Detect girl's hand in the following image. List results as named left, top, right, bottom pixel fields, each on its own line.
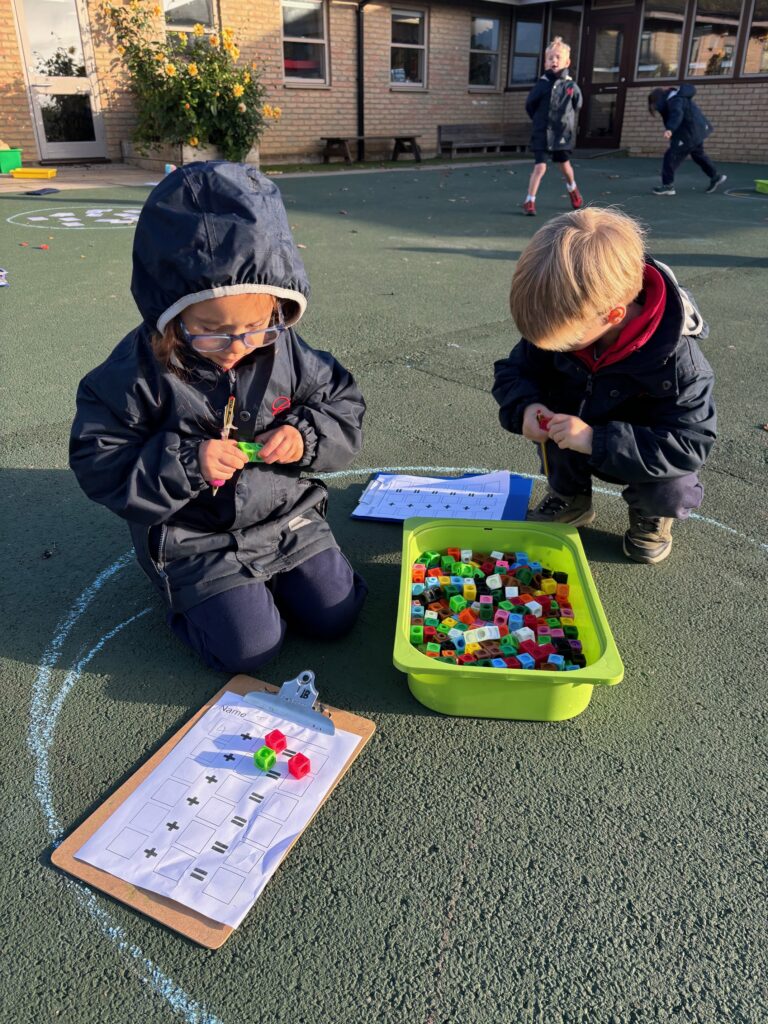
left=199, top=439, right=249, bottom=483
left=547, top=414, right=594, bottom=455
left=522, top=403, right=555, bottom=443
left=256, top=424, right=305, bottom=464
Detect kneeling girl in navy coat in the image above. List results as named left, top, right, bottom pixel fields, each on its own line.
left=71, top=163, right=367, bottom=672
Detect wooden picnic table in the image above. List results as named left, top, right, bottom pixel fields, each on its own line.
left=320, top=134, right=422, bottom=164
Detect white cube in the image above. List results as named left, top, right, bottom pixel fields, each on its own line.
left=486, top=574, right=502, bottom=590
left=526, top=600, right=543, bottom=617
left=513, top=627, right=535, bottom=643
left=505, top=586, right=519, bottom=599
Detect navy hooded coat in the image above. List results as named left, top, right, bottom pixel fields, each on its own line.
left=655, top=84, right=713, bottom=150
left=70, top=163, right=365, bottom=612
left=492, top=260, right=716, bottom=484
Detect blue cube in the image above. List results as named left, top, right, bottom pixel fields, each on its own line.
left=547, top=653, right=565, bottom=669
left=517, top=653, right=535, bottom=669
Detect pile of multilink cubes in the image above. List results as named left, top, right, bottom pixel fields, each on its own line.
left=408, top=548, right=588, bottom=671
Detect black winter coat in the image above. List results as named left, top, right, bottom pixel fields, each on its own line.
left=656, top=84, right=713, bottom=149
left=492, top=261, right=716, bottom=483
left=70, top=164, right=365, bottom=612
left=525, top=69, right=582, bottom=151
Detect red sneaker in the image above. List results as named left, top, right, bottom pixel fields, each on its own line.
left=569, top=186, right=583, bottom=210
left=523, top=198, right=536, bottom=216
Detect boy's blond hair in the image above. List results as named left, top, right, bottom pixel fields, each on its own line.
left=509, top=207, right=646, bottom=347
left=546, top=36, right=571, bottom=59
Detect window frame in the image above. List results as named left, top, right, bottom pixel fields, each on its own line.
left=506, top=4, right=546, bottom=88
left=468, top=12, right=501, bottom=91
left=390, top=7, right=429, bottom=89
left=281, top=0, right=330, bottom=87
left=741, top=0, right=768, bottom=75
left=683, top=0, right=746, bottom=80
left=546, top=3, right=584, bottom=79
left=162, top=0, right=216, bottom=31
left=634, top=0, right=687, bottom=80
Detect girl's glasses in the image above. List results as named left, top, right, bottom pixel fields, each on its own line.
left=179, top=304, right=287, bottom=353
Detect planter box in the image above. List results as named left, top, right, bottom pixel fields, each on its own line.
left=121, top=140, right=259, bottom=171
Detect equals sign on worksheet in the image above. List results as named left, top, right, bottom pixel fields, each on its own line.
left=190, top=868, right=208, bottom=882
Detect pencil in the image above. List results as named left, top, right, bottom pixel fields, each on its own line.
left=211, top=395, right=236, bottom=497
left=539, top=440, right=549, bottom=480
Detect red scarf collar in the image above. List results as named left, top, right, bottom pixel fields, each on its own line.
left=573, top=264, right=666, bottom=372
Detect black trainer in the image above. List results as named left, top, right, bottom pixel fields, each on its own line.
left=623, top=512, right=673, bottom=564
left=527, top=490, right=595, bottom=527
left=652, top=184, right=676, bottom=195
left=705, top=173, right=727, bottom=193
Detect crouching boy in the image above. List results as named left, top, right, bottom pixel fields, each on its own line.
left=493, top=207, right=716, bottom=564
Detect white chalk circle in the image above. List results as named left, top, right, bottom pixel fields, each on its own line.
left=27, top=467, right=767, bottom=1024
left=8, top=206, right=142, bottom=230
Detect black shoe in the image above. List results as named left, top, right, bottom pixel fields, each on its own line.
left=527, top=490, right=595, bottom=527
left=623, top=512, right=673, bottom=564
left=652, top=184, right=676, bottom=196
left=705, top=173, right=727, bottom=193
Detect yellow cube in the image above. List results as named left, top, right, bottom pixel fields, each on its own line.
left=541, top=578, right=557, bottom=594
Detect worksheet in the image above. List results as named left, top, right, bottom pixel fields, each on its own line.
left=76, top=692, right=361, bottom=926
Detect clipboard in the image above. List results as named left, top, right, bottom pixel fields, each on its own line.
left=51, top=673, right=375, bottom=949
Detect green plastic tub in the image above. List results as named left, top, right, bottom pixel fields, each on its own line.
left=0, top=148, right=22, bottom=173
left=755, top=179, right=768, bottom=195
left=393, top=518, right=624, bottom=721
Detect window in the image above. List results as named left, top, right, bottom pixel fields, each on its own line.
left=687, top=0, right=744, bottom=77
left=282, top=0, right=328, bottom=83
left=636, top=0, right=686, bottom=78
left=509, top=10, right=544, bottom=84
left=548, top=4, right=583, bottom=78
left=469, top=16, right=500, bottom=87
left=391, top=9, right=427, bottom=85
left=743, top=0, right=768, bottom=73
left=164, top=0, right=214, bottom=29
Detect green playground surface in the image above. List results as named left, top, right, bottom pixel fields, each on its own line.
left=1, top=156, right=766, bottom=1023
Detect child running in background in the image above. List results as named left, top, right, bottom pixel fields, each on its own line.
left=522, top=36, right=583, bottom=216
left=648, top=85, right=726, bottom=196
left=71, top=163, right=367, bottom=671
left=493, top=207, right=716, bottom=564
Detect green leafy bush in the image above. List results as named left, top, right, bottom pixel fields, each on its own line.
left=99, top=1, right=281, bottom=161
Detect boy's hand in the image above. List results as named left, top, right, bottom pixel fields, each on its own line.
left=663, top=130, right=672, bottom=139
left=199, top=439, right=249, bottom=483
left=548, top=414, right=594, bottom=455
left=522, top=403, right=555, bottom=443
left=256, top=424, right=305, bottom=464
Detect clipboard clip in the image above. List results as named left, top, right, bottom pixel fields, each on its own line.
left=243, top=670, right=335, bottom=735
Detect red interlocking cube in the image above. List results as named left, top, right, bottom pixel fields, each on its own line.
left=288, top=752, right=311, bottom=779
left=265, top=729, right=287, bottom=754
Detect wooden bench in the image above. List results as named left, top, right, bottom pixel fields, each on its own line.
left=438, top=122, right=529, bottom=159
left=320, top=134, right=422, bottom=164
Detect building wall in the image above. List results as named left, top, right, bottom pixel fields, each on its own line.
left=258, top=0, right=526, bottom=162
left=621, top=82, right=768, bottom=163
left=0, top=0, right=36, bottom=155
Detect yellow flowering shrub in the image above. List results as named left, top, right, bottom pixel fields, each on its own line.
left=98, top=0, right=274, bottom=161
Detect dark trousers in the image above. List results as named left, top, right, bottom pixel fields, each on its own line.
left=168, top=547, right=367, bottom=674
left=543, top=441, right=703, bottom=519
left=662, top=143, right=717, bottom=186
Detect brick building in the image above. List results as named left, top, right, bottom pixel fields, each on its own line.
left=2, top=0, right=767, bottom=165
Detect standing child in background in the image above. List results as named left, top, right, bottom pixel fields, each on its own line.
left=493, top=207, right=716, bottom=564
left=522, top=37, right=583, bottom=216
left=71, top=163, right=367, bottom=672
left=648, top=85, right=726, bottom=196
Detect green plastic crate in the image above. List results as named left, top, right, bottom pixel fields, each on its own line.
left=393, top=518, right=624, bottom=721
left=755, top=179, right=768, bottom=195
left=0, top=148, right=22, bottom=173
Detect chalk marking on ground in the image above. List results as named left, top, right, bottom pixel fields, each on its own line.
left=27, top=465, right=766, bottom=1024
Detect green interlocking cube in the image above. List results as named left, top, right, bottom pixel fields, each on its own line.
left=254, top=745, right=277, bottom=771
left=237, top=441, right=264, bottom=462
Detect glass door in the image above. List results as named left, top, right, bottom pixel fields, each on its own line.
left=577, top=10, right=636, bottom=148
left=15, top=0, right=107, bottom=160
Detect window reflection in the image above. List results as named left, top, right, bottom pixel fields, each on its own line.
left=23, top=0, right=86, bottom=76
